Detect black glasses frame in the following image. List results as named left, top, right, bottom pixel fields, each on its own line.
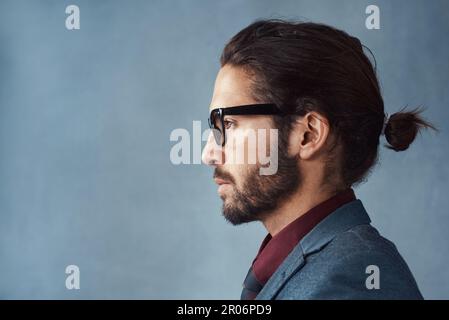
left=208, top=103, right=284, bottom=146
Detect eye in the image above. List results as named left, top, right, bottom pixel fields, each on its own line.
left=223, top=119, right=235, bottom=129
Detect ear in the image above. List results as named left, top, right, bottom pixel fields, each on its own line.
left=288, top=112, right=330, bottom=160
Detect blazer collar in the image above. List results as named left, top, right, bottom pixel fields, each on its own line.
left=255, top=199, right=371, bottom=300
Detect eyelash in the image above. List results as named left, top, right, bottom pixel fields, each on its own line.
left=223, top=119, right=235, bottom=129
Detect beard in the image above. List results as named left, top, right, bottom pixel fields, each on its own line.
left=213, top=140, right=300, bottom=225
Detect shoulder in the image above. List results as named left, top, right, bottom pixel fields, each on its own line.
left=324, top=224, right=417, bottom=282
left=278, top=224, right=423, bottom=300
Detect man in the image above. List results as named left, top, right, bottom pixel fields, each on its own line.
left=202, top=20, right=435, bottom=299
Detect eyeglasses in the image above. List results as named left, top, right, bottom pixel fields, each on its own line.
left=208, top=103, right=284, bottom=146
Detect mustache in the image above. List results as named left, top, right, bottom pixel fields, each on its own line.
left=213, top=167, right=236, bottom=184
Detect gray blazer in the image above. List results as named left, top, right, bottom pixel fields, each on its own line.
left=255, top=199, right=423, bottom=300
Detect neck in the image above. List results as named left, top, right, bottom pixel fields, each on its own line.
left=261, top=184, right=341, bottom=236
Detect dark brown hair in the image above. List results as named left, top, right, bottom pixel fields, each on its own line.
left=220, top=19, right=437, bottom=188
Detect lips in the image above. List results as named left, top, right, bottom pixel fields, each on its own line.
left=214, top=178, right=232, bottom=197
left=214, top=177, right=231, bottom=185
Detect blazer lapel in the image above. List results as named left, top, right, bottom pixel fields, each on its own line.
left=255, top=199, right=371, bottom=300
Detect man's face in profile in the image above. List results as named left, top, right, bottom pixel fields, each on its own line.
left=202, top=65, right=300, bottom=225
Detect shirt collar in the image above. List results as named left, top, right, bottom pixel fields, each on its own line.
left=252, top=188, right=356, bottom=284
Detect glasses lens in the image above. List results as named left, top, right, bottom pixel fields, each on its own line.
left=209, top=110, right=223, bottom=146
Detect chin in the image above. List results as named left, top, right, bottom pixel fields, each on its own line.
left=221, top=203, right=259, bottom=226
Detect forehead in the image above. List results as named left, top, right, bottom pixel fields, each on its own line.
left=209, top=65, right=258, bottom=111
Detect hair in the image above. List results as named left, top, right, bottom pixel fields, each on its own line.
left=220, top=19, right=437, bottom=188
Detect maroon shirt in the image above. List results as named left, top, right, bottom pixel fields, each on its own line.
left=246, top=188, right=356, bottom=296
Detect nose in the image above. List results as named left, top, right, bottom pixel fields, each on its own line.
left=202, top=130, right=224, bottom=166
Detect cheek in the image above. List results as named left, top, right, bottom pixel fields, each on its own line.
left=245, top=131, right=257, bottom=163
left=225, top=128, right=262, bottom=166
left=245, top=127, right=275, bottom=166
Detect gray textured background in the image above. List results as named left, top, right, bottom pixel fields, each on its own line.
left=0, top=0, right=448, bottom=299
